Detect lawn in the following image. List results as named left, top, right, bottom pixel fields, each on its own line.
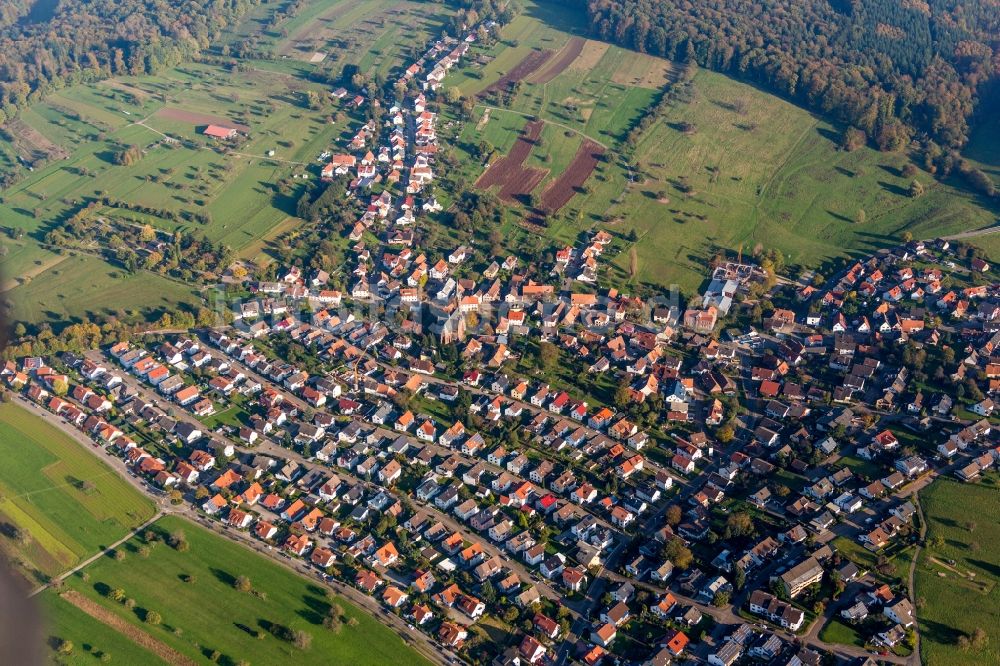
left=819, top=618, right=864, bottom=648
left=836, top=454, right=884, bottom=481
left=915, top=478, right=1000, bottom=665
left=52, top=515, right=432, bottom=666
left=831, top=536, right=878, bottom=571
left=0, top=403, right=156, bottom=583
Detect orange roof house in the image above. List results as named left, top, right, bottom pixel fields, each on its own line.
left=663, top=629, right=689, bottom=655
left=373, top=542, right=399, bottom=567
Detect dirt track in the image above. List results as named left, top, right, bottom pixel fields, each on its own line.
left=60, top=590, right=198, bottom=666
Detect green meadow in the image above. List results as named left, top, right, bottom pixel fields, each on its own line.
left=445, top=0, right=1000, bottom=293
left=915, top=478, right=1000, bottom=665
left=0, top=403, right=155, bottom=583
left=48, top=515, right=432, bottom=666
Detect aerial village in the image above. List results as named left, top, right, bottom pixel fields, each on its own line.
left=7, top=10, right=1000, bottom=666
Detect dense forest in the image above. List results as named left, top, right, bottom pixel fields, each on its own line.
left=0, top=1, right=32, bottom=29
left=0, top=0, right=261, bottom=125
left=583, top=0, right=999, bottom=157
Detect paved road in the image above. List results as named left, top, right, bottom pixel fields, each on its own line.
left=28, top=512, right=165, bottom=599
left=932, top=223, right=1000, bottom=241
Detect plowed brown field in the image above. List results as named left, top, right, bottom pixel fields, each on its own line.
left=529, top=37, right=586, bottom=84
left=540, top=139, right=604, bottom=212
left=475, top=120, right=547, bottom=204
left=479, top=50, right=553, bottom=97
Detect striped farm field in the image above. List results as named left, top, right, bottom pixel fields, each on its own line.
left=0, top=403, right=155, bottom=583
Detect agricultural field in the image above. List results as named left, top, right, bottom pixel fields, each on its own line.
left=445, top=0, right=1000, bottom=293
left=915, top=478, right=1000, bottom=665
left=0, top=0, right=460, bottom=332
left=0, top=60, right=343, bottom=328
left=1, top=0, right=996, bottom=324
left=218, top=0, right=451, bottom=84
left=0, top=403, right=156, bottom=584
left=46, top=515, right=432, bottom=666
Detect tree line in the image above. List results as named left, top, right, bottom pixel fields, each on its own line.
left=581, top=0, right=997, bottom=156
left=0, top=0, right=263, bottom=125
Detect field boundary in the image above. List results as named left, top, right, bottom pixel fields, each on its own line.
left=60, top=590, right=198, bottom=666
left=529, top=36, right=586, bottom=84
left=473, top=104, right=607, bottom=149
left=479, top=49, right=554, bottom=98
left=476, top=119, right=548, bottom=203
left=539, top=138, right=605, bottom=212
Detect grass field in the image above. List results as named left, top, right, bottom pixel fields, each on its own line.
left=38, top=591, right=168, bottom=665
left=916, top=478, right=1000, bottom=665
left=3, top=0, right=998, bottom=326
left=48, top=515, right=431, bottom=666
left=3, top=254, right=201, bottom=326
left=0, top=403, right=156, bottom=583
left=967, top=233, right=1000, bottom=263
left=0, top=60, right=338, bottom=328
left=819, top=618, right=864, bottom=648
left=0, top=0, right=451, bottom=332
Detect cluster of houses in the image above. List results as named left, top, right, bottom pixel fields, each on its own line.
left=397, top=28, right=478, bottom=92
left=317, top=25, right=493, bottom=253
left=9, top=23, right=1000, bottom=656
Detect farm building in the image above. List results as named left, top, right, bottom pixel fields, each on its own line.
left=203, top=125, right=238, bottom=139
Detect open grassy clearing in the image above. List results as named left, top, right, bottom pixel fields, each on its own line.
left=0, top=241, right=65, bottom=291
left=2, top=62, right=332, bottom=242
left=54, top=515, right=432, bottom=666
left=451, top=2, right=657, bottom=144
left=569, top=67, right=994, bottom=293
left=267, top=0, right=451, bottom=84
left=916, top=478, right=1000, bottom=665
left=4, top=253, right=201, bottom=325
left=0, top=60, right=345, bottom=327
left=38, top=591, right=168, bottom=665
left=0, top=403, right=156, bottom=583
left=963, top=115, right=1000, bottom=186
left=966, top=233, right=1000, bottom=263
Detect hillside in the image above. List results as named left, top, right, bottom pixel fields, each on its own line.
left=1, top=0, right=999, bottom=330
left=441, top=0, right=1000, bottom=293
left=582, top=0, right=998, bottom=158
left=0, top=0, right=262, bottom=131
